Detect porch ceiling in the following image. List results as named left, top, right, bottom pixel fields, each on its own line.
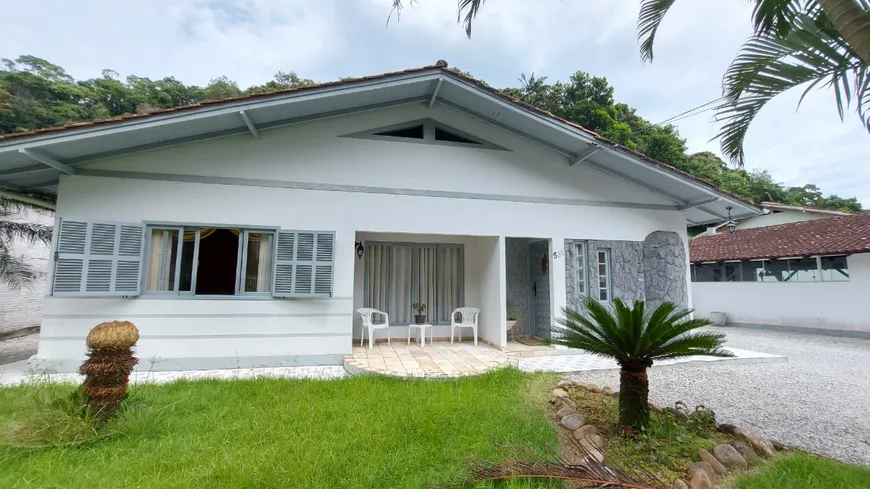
left=0, top=64, right=758, bottom=226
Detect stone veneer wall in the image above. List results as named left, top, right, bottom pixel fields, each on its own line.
left=564, top=233, right=687, bottom=311
left=505, top=238, right=530, bottom=335
left=642, top=231, right=689, bottom=310
left=586, top=240, right=645, bottom=305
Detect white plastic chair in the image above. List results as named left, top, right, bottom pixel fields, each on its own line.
left=450, top=307, right=480, bottom=345
left=357, top=308, right=390, bottom=349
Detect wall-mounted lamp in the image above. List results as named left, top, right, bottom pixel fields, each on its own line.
left=725, top=206, right=737, bottom=233
left=355, top=241, right=365, bottom=260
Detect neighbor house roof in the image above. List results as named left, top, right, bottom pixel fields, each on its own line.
left=712, top=201, right=853, bottom=230
left=0, top=60, right=759, bottom=225
left=691, top=213, right=870, bottom=262
left=759, top=201, right=854, bottom=216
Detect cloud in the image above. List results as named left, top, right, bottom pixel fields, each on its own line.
left=2, top=0, right=339, bottom=86
left=4, top=0, right=869, bottom=204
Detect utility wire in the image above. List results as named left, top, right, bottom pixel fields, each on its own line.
left=654, top=97, right=724, bottom=126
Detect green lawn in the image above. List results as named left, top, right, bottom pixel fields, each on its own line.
left=731, top=453, right=870, bottom=489
left=0, top=369, right=561, bottom=489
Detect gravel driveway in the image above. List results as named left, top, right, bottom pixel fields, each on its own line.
left=567, top=327, right=870, bottom=467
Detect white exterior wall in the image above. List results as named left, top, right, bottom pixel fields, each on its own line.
left=736, top=210, right=835, bottom=230
left=38, top=103, right=689, bottom=371
left=692, top=253, right=870, bottom=334
left=0, top=208, right=52, bottom=336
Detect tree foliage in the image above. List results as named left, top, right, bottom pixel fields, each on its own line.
left=0, top=54, right=862, bottom=212
left=0, top=55, right=314, bottom=134
left=501, top=70, right=863, bottom=211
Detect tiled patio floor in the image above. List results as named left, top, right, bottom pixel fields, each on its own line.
left=345, top=340, right=518, bottom=378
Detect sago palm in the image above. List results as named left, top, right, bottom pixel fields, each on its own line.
left=0, top=196, right=53, bottom=290
left=552, top=297, right=732, bottom=432
left=390, top=0, right=870, bottom=166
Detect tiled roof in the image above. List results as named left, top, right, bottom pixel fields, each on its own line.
left=690, top=213, right=870, bottom=262
left=0, top=60, right=754, bottom=207
left=0, top=62, right=452, bottom=142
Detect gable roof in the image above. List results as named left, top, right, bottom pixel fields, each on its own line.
left=690, top=213, right=870, bottom=262
left=0, top=60, right=758, bottom=225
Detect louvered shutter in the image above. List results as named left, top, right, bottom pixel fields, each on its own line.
left=272, top=230, right=335, bottom=298
left=52, top=220, right=144, bottom=297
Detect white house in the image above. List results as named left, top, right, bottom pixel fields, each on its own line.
left=0, top=62, right=758, bottom=372
left=691, top=213, right=870, bottom=337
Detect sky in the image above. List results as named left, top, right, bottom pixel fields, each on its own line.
left=4, top=0, right=869, bottom=205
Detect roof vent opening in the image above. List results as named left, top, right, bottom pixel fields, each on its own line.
left=434, top=127, right=479, bottom=144
left=373, top=125, right=424, bottom=140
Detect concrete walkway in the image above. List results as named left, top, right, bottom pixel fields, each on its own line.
left=517, top=346, right=783, bottom=373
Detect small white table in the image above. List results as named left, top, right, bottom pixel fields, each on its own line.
left=408, top=323, right=434, bottom=347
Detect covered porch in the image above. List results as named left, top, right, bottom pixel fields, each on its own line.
left=353, top=232, right=512, bottom=348
left=351, top=232, right=561, bottom=348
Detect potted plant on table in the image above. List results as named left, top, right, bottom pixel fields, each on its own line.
left=411, top=303, right=427, bottom=324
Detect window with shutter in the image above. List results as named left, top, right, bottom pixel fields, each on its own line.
left=52, top=220, right=144, bottom=297
left=273, top=231, right=335, bottom=298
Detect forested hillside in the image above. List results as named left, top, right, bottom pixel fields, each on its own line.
left=0, top=55, right=861, bottom=212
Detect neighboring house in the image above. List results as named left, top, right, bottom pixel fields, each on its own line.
left=0, top=62, right=758, bottom=372
left=690, top=213, right=870, bottom=336
left=0, top=207, right=53, bottom=338
left=713, top=201, right=852, bottom=232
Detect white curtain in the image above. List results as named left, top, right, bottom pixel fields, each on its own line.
left=364, top=244, right=392, bottom=322
left=245, top=233, right=273, bottom=292
left=389, top=246, right=413, bottom=323
left=147, top=229, right=176, bottom=291
left=438, top=246, right=462, bottom=322
left=417, top=247, right=438, bottom=322
left=363, top=243, right=463, bottom=324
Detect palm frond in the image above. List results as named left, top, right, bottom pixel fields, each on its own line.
left=716, top=10, right=866, bottom=165
left=386, top=0, right=418, bottom=27
left=752, top=0, right=814, bottom=37
left=0, top=192, right=56, bottom=213
left=554, top=303, right=626, bottom=362
left=637, top=0, right=678, bottom=63
left=648, top=332, right=735, bottom=361
left=553, top=298, right=726, bottom=366
left=0, top=241, right=41, bottom=290
left=643, top=309, right=704, bottom=350
left=458, top=0, right=486, bottom=37
left=0, top=219, right=52, bottom=246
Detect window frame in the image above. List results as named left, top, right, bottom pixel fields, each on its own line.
left=573, top=242, right=588, bottom=298
left=141, top=223, right=279, bottom=299
left=691, top=255, right=850, bottom=283
left=362, top=241, right=465, bottom=325
left=596, top=249, right=611, bottom=302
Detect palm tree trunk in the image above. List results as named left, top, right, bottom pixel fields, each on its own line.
left=618, top=367, right=650, bottom=432
left=819, top=0, right=870, bottom=64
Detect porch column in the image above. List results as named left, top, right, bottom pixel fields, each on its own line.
left=550, top=236, right=568, bottom=325
left=496, top=235, right=507, bottom=347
